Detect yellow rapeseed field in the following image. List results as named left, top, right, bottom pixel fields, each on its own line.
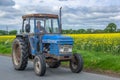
left=66, top=33, right=120, bottom=39
left=0, top=36, right=15, bottom=42
left=66, top=33, right=120, bottom=54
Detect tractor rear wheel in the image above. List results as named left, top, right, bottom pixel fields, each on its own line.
left=70, top=53, right=83, bottom=73
left=47, top=61, right=61, bottom=68
left=34, top=55, right=46, bottom=76
left=12, top=38, right=28, bottom=70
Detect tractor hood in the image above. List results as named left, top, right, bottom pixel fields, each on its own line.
left=42, top=34, right=74, bottom=44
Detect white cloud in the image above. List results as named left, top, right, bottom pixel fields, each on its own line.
left=110, top=15, right=120, bottom=20
left=13, top=4, right=20, bottom=9
left=0, top=11, right=6, bottom=17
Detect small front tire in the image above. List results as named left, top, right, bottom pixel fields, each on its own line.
left=70, top=53, right=83, bottom=73
left=34, top=55, right=46, bottom=76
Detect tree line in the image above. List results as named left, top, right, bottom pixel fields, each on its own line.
left=62, top=23, right=120, bottom=34
left=0, top=30, right=17, bottom=35
left=0, top=23, right=119, bottom=35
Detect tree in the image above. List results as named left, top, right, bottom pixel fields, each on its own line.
left=104, top=23, right=117, bottom=33
left=78, top=29, right=86, bottom=34
left=0, top=30, right=7, bottom=35
left=9, top=30, right=17, bottom=35
left=86, top=28, right=94, bottom=33
left=93, top=29, right=104, bottom=33
left=117, top=29, right=120, bottom=33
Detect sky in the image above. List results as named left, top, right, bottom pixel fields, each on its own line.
left=0, top=0, right=120, bottom=31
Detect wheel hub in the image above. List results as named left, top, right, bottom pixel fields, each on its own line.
left=35, top=60, right=41, bottom=73
left=13, top=44, right=21, bottom=66
left=71, top=56, right=78, bottom=69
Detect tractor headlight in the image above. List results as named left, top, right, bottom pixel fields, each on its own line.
left=59, top=45, right=72, bottom=53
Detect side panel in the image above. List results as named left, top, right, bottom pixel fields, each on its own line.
left=49, top=43, right=59, bottom=56
left=29, top=36, right=39, bottom=55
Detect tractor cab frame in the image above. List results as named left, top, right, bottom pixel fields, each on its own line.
left=21, top=14, right=61, bottom=34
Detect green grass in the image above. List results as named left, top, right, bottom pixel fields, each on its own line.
left=62, top=50, right=120, bottom=73
left=79, top=50, right=120, bottom=72
left=0, top=44, right=12, bottom=55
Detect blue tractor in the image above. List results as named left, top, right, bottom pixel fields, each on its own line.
left=12, top=8, right=83, bottom=76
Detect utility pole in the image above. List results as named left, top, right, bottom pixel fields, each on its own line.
left=6, top=25, right=8, bottom=35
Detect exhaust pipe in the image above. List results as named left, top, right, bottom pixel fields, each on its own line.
left=59, top=7, right=62, bottom=33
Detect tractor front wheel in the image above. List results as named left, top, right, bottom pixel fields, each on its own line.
left=34, top=55, right=46, bottom=76
left=70, top=53, right=83, bottom=73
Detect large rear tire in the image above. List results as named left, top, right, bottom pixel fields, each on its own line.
left=47, top=61, right=61, bottom=68
left=70, top=53, right=83, bottom=73
left=34, top=55, right=46, bottom=76
left=12, top=38, right=28, bottom=70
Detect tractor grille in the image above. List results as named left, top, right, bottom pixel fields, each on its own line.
left=59, top=45, right=72, bottom=54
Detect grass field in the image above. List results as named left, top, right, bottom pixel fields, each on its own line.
left=0, top=34, right=120, bottom=73
left=62, top=50, right=120, bottom=74
left=79, top=50, right=120, bottom=72
left=0, top=36, right=14, bottom=54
